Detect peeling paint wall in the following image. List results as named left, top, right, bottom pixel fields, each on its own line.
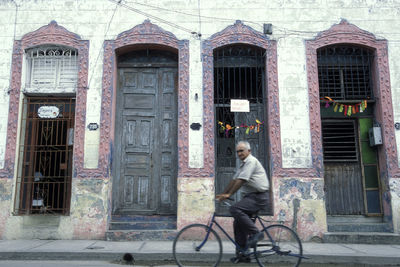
left=70, top=179, right=109, bottom=239
left=177, top=177, right=214, bottom=228
left=2, top=179, right=109, bottom=240
left=390, top=178, right=400, bottom=233
left=0, top=180, right=12, bottom=239
left=273, top=177, right=327, bottom=241
left=0, top=0, right=399, bottom=241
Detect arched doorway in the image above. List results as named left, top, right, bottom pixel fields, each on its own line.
left=213, top=44, right=269, bottom=214
left=112, top=47, right=178, bottom=216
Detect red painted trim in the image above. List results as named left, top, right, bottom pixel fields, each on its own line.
left=96, top=20, right=190, bottom=179
left=305, top=19, right=399, bottom=179
left=1, top=21, right=89, bottom=179
left=201, top=21, right=283, bottom=178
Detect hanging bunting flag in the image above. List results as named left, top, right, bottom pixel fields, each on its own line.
left=333, top=103, right=339, bottom=112
left=322, top=97, right=369, bottom=116
left=218, top=119, right=264, bottom=137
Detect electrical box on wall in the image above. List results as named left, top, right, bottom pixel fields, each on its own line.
left=369, top=126, right=382, bottom=146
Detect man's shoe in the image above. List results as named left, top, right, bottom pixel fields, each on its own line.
left=248, top=231, right=264, bottom=248
left=231, top=249, right=251, bottom=263
left=230, top=256, right=251, bottom=263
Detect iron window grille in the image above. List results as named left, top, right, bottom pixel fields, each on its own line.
left=25, top=46, right=78, bottom=89
left=214, top=44, right=265, bottom=105
left=317, top=45, right=374, bottom=100
left=214, top=44, right=266, bottom=167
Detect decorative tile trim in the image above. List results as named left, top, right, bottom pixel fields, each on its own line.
left=1, top=21, right=89, bottom=179
left=305, top=19, right=399, bottom=179
left=92, top=20, right=189, bottom=179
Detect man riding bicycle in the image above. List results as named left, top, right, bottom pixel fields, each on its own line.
left=216, top=140, right=270, bottom=263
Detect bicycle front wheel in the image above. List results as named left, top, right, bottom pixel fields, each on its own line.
left=173, top=223, right=223, bottom=267
left=254, top=224, right=303, bottom=267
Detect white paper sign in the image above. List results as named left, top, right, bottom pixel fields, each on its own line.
left=38, top=106, right=59, bottom=118
left=230, top=99, right=250, bottom=112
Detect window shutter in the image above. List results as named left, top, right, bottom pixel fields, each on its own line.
left=322, top=120, right=358, bottom=162
left=27, top=46, right=78, bottom=89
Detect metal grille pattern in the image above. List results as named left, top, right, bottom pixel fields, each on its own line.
left=317, top=45, right=374, bottom=100
left=26, top=46, right=78, bottom=88
left=15, top=97, right=75, bottom=215
left=322, top=120, right=358, bottom=162
left=214, top=44, right=265, bottom=104
left=214, top=45, right=266, bottom=168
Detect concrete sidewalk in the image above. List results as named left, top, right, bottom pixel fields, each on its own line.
left=0, top=239, right=399, bottom=266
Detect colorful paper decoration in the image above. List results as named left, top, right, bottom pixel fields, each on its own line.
left=218, top=119, right=264, bottom=137
left=322, top=97, right=368, bottom=116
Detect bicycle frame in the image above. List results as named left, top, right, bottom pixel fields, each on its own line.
left=196, top=212, right=270, bottom=255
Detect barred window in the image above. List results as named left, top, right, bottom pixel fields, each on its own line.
left=317, top=45, right=374, bottom=100
left=26, top=46, right=78, bottom=89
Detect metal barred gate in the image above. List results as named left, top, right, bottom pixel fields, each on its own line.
left=213, top=44, right=270, bottom=215
left=15, top=97, right=75, bottom=215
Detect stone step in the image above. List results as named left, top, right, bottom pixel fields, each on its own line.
left=106, top=229, right=177, bottom=241
left=323, top=232, right=400, bottom=244
left=111, top=215, right=177, bottom=222
left=109, top=215, right=177, bottom=230
left=327, top=222, right=392, bottom=232
left=327, top=215, right=382, bottom=224
left=109, top=221, right=176, bottom=230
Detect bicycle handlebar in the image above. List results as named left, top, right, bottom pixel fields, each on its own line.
left=216, top=196, right=234, bottom=206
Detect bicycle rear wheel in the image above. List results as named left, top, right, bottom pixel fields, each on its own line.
left=254, top=224, right=303, bottom=267
left=173, top=223, right=223, bottom=267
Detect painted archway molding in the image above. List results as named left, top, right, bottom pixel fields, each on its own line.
left=305, top=19, right=398, bottom=179
left=306, top=19, right=397, bottom=226
left=2, top=21, right=89, bottom=179
left=97, top=20, right=189, bottom=178
left=202, top=20, right=292, bottom=178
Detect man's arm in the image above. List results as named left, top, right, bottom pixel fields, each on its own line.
left=216, top=179, right=246, bottom=201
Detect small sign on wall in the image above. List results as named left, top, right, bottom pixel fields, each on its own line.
left=230, top=99, right=250, bottom=112
left=38, top=106, right=59, bottom=118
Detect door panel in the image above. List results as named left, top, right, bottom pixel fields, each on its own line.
left=114, top=67, right=177, bottom=215
left=121, top=117, right=154, bottom=212
left=322, top=119, right=366, bottom=215
left=325, top=163, right=364, bottom=215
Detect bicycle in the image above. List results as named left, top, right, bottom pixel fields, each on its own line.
left=173, top=200, right=305, bottom=266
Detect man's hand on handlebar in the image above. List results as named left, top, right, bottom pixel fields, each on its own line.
left=216, top=193, right=231, bottom=201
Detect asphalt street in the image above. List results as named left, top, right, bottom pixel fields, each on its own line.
left=0, top=261, right=398, bottom=267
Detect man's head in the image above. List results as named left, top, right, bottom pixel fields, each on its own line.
left=236, top=141, right=251, bottom=161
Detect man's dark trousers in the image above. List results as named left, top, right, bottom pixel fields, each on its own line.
left=229, top=192, right=269, bottom=249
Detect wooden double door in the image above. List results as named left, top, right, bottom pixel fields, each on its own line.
left=113, top=67, right=177, bottom=215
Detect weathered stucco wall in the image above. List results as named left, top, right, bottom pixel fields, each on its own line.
left=177, top=177, right=214, bottom=228
left=273, top=177, right=326, bottom=241
left=0, top=0, right=399, bottom=172
left=2, top=179, right=109, bottom=239
left=0, top=0, right=399, bottom=240
left=390, top=178, right=400, bottom=233
left=0, top=179, right=12, bottom=239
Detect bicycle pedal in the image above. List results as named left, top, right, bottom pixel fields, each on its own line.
left=278, top=250, right=291, bottom=255
left=230, top=257, right=240, bottom=264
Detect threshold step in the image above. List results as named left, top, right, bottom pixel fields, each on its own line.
left=327, top=222, right=392, bottom=232
left=109, top=220, right=176, bottom=230
left=323, top=232, right=400, bottom=244
left=106, top=229, right=177, bottom=241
